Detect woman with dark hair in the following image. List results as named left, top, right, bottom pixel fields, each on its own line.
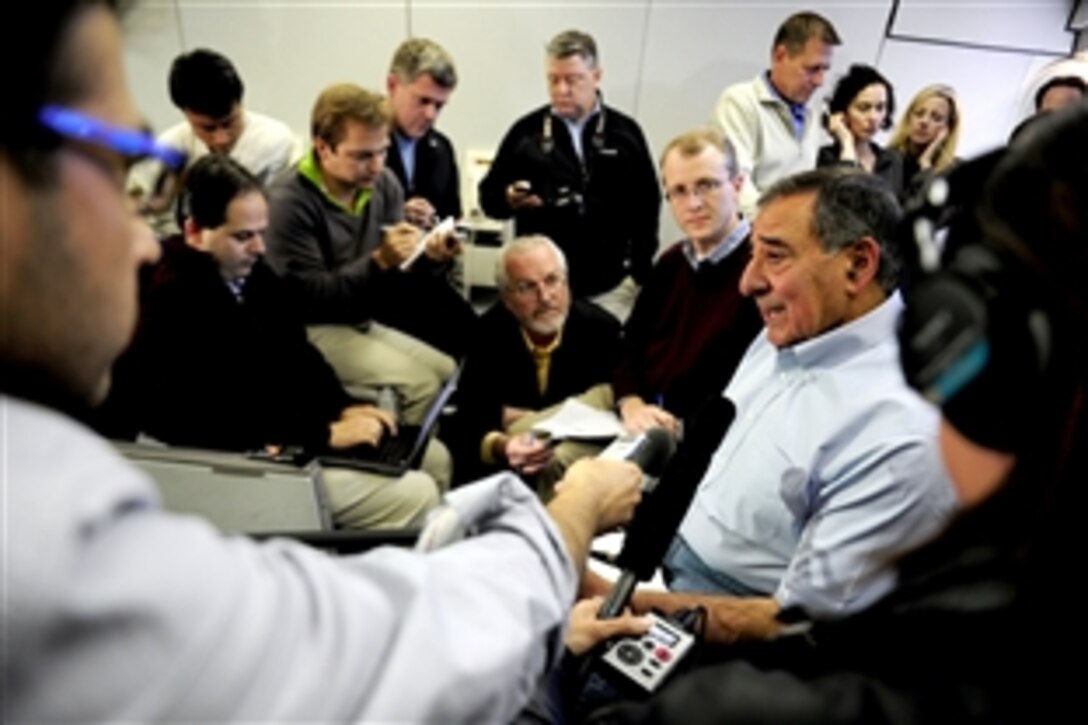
left=585, top=103, right=1088, bottom=724
left=818, top=63, right=906, bottom=198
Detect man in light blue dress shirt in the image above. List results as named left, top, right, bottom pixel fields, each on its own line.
left=590, top=167, right=956, bottom=645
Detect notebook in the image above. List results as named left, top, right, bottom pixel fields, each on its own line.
left=315, top=365, right=461, bottom=476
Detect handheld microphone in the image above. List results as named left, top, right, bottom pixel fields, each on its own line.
left=597, top=397, right=736, bottom=619
left=616, top=427, right=675, bottom=487
left=417, top=428, right=675, bottom=553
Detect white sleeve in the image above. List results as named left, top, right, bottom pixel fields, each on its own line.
left=9, top=446, right=575, bottom=722
left=713, top=85, right=762, bottom=217
left=774, top=435, right=956, bottom=618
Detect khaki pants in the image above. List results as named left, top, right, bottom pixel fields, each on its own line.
left=506, top=384, right=615, bottom=500
left=307, top=322, right=456, bottom=425
left=321, top=438, right=452, bottom=529
left=589, top=276, right=640, bottom=325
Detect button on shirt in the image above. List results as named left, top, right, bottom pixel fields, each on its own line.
left=677, top=293, right=956, bottom=617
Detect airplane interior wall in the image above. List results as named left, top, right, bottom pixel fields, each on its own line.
left=122, top=0, right=1082, bottom=249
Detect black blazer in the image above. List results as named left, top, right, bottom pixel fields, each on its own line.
left=387, top=128, right=463, bottom=221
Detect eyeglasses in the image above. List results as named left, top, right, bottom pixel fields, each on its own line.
left=509, top=272, right=566, bottom=297
left=665, top=178, right=724, bottom=202
left=38, top=105, right=188, bottom=214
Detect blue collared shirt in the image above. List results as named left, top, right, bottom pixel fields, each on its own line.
left=554, top=100, right=602, bottom=161
left=681, top=219, right=750, bottom=270
left=676, top=292, right=957, bottom=617
left=763, top=72, right=808, bottom=139
left=394, top=131, right=418, bottom=188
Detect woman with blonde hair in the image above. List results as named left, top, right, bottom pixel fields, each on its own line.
left=889, top=84, right=962, bottom=185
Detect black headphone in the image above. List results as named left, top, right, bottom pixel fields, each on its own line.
left=896, top=148, right=1057, bottom=452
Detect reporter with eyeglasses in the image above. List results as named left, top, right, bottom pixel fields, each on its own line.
left=613, top=128, right=763, bottom=439
left=1, top=4, right=645, bottom=722
left=447, top=235, right=622, bottom=495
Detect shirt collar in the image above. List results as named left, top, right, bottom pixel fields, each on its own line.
left=521, top=326, right=564, bottom=356
left=762, top=72, right=807, bottom=114
left=299, top=149, right=372, bottom=215
left=551, top=97, right=602, bottom=128
left=682, top=218, right=751, bottom=269
left=776, top=291, right=903, bottom=371
left=394, top=130, right=418, bottom=151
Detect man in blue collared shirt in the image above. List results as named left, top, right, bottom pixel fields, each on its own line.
left=590, top=167, right=956, bottom=645
left=385, top=38, right=463, bottom=228
left=713, top=12, right=842, bottom=219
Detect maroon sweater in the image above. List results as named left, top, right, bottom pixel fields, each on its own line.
left=613, top=238, right=762, bottom=420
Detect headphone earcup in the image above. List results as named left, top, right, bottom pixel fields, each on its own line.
left=899, top=248, right=1052, bottom=452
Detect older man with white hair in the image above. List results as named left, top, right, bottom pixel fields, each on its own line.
left=449, top=235, right=621, bottom=493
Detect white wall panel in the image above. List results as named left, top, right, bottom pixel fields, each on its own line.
left=119, top=0, right=1081, bottom=250
left=891, top=0, right=1074, bottom=55
left=879, top=39, right=1058, bottom=157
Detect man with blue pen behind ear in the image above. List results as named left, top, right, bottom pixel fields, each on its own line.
left=0, top=3, right=644, bottom=720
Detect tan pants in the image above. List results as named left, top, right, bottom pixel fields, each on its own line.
left=321, top=438, right=452, bottom=529
left=307, top=322, right=456, bottom=425
left=506, top=384, right=615, bottom=500
left=589, top=276, right=640, bottom=325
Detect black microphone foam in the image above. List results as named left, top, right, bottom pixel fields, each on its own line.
left=621, top=426, right=675, bottom=479
left=615, top=396, right=736, bottom=580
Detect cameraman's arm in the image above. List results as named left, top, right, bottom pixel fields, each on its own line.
left=546, top=459, right=643, bottom=573
left=631, top=589, right=782, bottom=645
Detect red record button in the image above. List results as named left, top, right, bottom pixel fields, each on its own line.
left=655, top=647, right=672, bottom=662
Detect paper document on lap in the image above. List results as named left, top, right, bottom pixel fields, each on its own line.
left=531, top=398, right=626, bottom=441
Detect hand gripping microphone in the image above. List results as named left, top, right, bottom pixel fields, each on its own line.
left=416, top=428, right=675, bottom=553
left=598, top=397, right=736, bottom=619
left=616, top=427, right=676, bottom=487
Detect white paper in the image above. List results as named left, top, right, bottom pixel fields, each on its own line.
left=530, top=398, right=626, bottom=441
left=399, top=216, right=455, bottom=271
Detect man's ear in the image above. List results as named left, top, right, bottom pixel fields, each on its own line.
left=386, top=73, right=398, bottom=96
left=313, top=136, right=331, bottom=162
left=183, top=218, right=205, bottom=251
left=845, top=237, right=880, bottom=291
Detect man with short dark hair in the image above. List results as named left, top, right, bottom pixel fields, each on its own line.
left=264, top=83, right=473, bottom=422
left=116, top=154, right=448, bottom=528
left=479, top=29, right=660, bottom=322
left=713, top=11, right=842, bottom=217
left=588, top=168, right=955, bottom=644
left=127, top=48, right=298, bottom=232
left=386, top=37, right=462, bottom=227
left=0, top=4, right=643, bottom=719
left=614, top=128, right=762, bottom=436
left=1034, top=74, right=1086, bottom=112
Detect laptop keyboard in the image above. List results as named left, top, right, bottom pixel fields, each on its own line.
left=365, top=425, right=422, bottom=465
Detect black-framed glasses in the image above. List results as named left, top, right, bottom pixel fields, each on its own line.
left=38, top=105, right=188, bottom=214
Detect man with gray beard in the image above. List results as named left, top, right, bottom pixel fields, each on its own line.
left=449, top=235, right=621, bottom=493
